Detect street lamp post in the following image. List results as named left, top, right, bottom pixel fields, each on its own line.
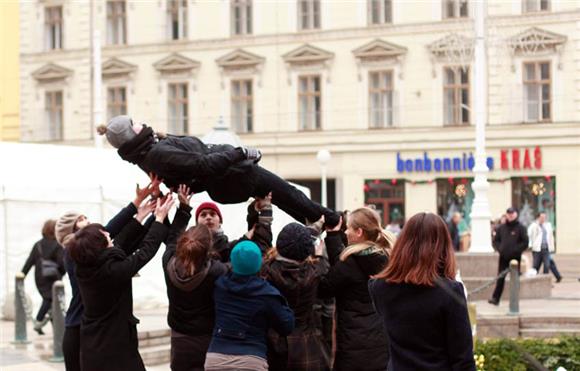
left=469, top=0, right=493, bottom=252
left=316, top=150, right=331, bottom=207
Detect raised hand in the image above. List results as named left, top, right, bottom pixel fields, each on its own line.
left=326, top=216, right=342, bottom=232
left=177, top=184, right=192, bottom=206
left=255, top=192, right=272, bottom=211
left=155, top=194, right=175, bottom=222
left=148, top=172, right=163, bottom=198
left=136, top=198, right=156, bottom=223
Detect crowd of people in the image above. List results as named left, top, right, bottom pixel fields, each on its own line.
left=21, top=180, right=478, bottom=371
left=17, top=115, right=481, bottom=371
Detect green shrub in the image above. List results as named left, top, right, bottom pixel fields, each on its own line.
left=475, top=336, right=580, bottom=371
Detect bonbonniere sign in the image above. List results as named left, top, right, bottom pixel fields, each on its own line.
left=396, top=147, right=542, bottom=173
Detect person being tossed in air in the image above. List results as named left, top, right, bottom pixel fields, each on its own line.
left=97, top=115, right=340, bottom=227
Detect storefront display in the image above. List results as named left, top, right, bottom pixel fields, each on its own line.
left=512, top=176, right=556, bottom=228
left=364, top=179, right=405, bottom=226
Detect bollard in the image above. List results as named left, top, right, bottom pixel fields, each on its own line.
left=49, top=281, right=65, bottom=362
left=12, top=272, right=30, bottom=345
left=508, top=259, right=520, bottom=315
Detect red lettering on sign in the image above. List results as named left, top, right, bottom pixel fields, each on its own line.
left=501, top=150, right=509, bottom=170
left=534, top=146, right=542, bottom=169
left=512, top=149, right=520, bottom=170
left=523, top=149, right=532, bottom=169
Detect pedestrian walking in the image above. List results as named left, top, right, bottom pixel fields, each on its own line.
left=195, top=194, right=273, bottom=262
left=163, top=185, right=229, bottom=371
left=447, top=212, right=462, bottom=252
left=262, top=222, right=330, bottom=371
left=488, top=207, right=529, bottom=305
left=369, top=212, right=476, bottom=371
left=20, top=219, right=65, bottom=335
left=205, top=240, right=295, bottom=371
left=318, top=207, right=393, bottom=371
left=55, top=180, right=161, bottom=371
left=528, top=212, right=561, bottom=282
left=69, top=195, right=174, bottom=371
left=97, top=115, right=340, bottom=227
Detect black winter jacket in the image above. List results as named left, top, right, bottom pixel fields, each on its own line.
left=493, top=219, right=529, bottom=259
left=318, top=232, right=389, bottom=371
left=76, top=221, right=168, bottom=371
left=212, top=222, right=273, bottom=263
left=22, top=238, right=65, bottom=299
left=118, top=127, right=259, bottom=203
left=262, top=256, right=330, bottom=371
left=163, top=204, right=228, bottom=336
left=369, top=279, right=475, bottom=371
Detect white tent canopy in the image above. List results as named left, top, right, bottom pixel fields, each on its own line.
left=0, top=142, right=307, bottom=312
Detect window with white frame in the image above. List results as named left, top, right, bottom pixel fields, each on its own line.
left=298, top=75, right=321, bottom=130
left=107, top=87, right=127, bottom=120
left=107, top=0, right=127, bottom=45
left=443, top=66, right=470, bottom=126
left=231, top=0, right=252, bottom=35
left=298, top=0, right=320, bottom=30
left=369, top=71, right=394, bottom=128
left=523, top=0, right=550, bottom=13
left=45, top=91, right=63, bottom=141
left=168, top=83, right=189, bottom=135
left=369, top=0, right=392, bottom=25
left=231, top=80, right=253, bottom=133
left=523, top=61, right=551, bottom=122
left=45, top=6, right=63, bottom=50
left=442, top=0, right=468, bottom=19
left=168, top=0, right=187, bottom=40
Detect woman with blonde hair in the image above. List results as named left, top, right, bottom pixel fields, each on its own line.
left=369, top=212, right=475, bottom=371
left=319, top=207, right=394, bottom=371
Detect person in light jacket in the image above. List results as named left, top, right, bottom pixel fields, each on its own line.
left=528, top=212, right=562, bottom=282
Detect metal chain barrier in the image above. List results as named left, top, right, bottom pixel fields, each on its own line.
left=467, top=268, right=510, bottom=297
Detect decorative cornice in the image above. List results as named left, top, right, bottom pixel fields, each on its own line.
left=153, top=53, right=200, bottom=73
left=102, top=57, right=137, bottom=78
left=282, top=44, right=334, bottom=66
left=352, top=39, right=407, bottom=62
left=31, top=63, right=73, bottom=82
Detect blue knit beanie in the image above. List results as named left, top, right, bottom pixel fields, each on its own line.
left=230, top=240, right=262, bottom=276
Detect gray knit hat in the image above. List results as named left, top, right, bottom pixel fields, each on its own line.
left=55, top=211, right=81, bottom=247
left=105, top=115, right=137, bottom=149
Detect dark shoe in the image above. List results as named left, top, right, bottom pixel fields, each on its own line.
left=556, top=277, right=562, bottom=283
left=487, top=298, right=499, bottom=306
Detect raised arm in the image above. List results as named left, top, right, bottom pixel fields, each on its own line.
left=21, top=242, right=39, bottom=275
left=108, top=196, right=174, bottom=281
left=166, top=185, right=193, bottom=249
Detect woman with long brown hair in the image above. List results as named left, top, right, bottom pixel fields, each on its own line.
left=162, top=185, right=228, bottom=371
left=369, top=212, right=475, bottom=371
left=318, top=207, right=394, bottom=371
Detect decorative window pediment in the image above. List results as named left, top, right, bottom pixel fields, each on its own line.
left=102, top=58, right=137, bottom=79
left=508, top=27, right=566, bottom=56
left=32, top=63, right=72, bottom=83
left=216, top=49, right=265, bottom=72
left=282, top=44, right=334, bottom=67
left=353, top=39, right=407, bottom=63
left=427, top=33, right=473, bottom=77
left=153, top=53, right=200, bottom=75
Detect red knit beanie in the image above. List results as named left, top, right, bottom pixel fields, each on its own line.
left=195, top=202, right=223, bottom=223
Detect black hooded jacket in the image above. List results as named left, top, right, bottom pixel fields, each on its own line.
left=118, top=127, right=259, bottom=203
left=318, top=232, right=389, bottom=371
left=162, top=204, right=228, bottom=336
left=22, top=238, right=65, bottom=299
left=493, top=219, right=529, bottom=259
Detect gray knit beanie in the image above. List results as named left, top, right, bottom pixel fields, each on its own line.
left=105, top=115, right=137, bottom=149
left=55, top=211, right=81, bottom=247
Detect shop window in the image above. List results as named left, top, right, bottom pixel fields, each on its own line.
left=512, top=176, right=556, bottom=228
left=436, top=178, right=473, bottom=226
left=364, top=179, right=405, bottom=227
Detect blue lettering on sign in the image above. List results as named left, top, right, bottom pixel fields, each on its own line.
left=396, top=152, right=494, bottom=173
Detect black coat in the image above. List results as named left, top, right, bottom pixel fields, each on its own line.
left=369, top=279, right=475, bottom=371
left=118, top=127, right=258, bottom=204
left=318, top=233, right=389, bottom=371
left=493, top=220, right=529, bottom=259
left=76, top=221, right=168, bottom=371
left=262, top=257, right=330, bottom=371
left=163, top=204, right=228, bottom=336
left=22, top=238, right=65, bottom=299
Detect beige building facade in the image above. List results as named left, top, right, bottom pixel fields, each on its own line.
left=19, top=0, right=580, bottom=252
